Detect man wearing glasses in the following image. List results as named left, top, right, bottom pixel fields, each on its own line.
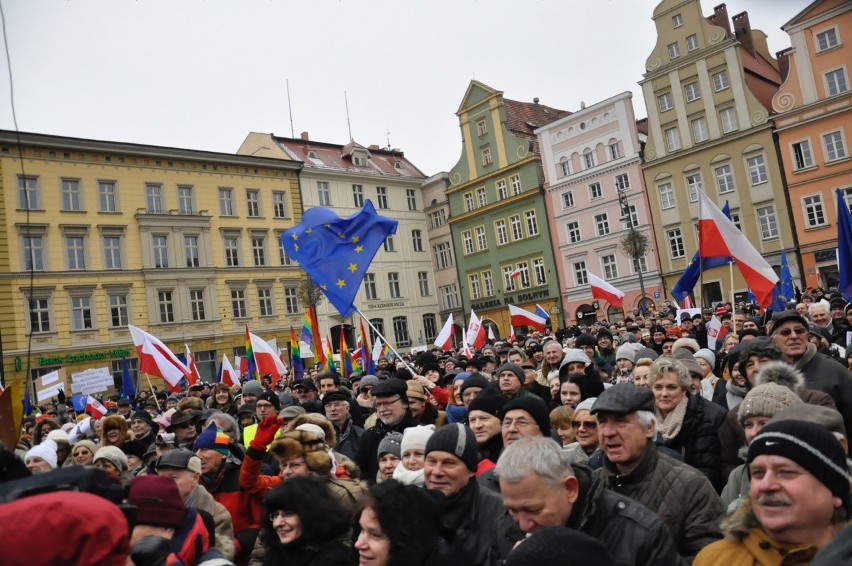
left=770, top=310, right=852, bottom=436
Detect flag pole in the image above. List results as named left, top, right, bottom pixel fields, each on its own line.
left=144, top=373, right=162, bottom=413
left=729, top=262, right=735, bottom=307
left=698, top=191, right=704, bottom=308
left=355, top=307, right=415, bottom=371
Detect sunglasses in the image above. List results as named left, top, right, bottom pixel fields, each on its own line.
left=571, top=420, right=598, bottom=430
left=776, top=327, right=807, bottom=337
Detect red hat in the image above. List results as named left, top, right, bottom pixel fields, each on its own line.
left=665, top=326, right=682, bottom=338
left=127, top=475, right=186, bottom=529
left=715, top=305, right=728, bottom=316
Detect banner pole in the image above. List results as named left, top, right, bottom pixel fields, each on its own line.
left=355, top=307, right=414, bottom=371
left=145, top=373, right=162, bottom=413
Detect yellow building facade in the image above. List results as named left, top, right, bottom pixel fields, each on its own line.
left=0, top=131, right=302, bottom=395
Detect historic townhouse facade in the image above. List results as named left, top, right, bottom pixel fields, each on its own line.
left=1, top=130, right=302, bottom=391
left=421, top=172, right=464, bottom=345
left=239, top=133, right=439, bottom=353
left=447, top=81, right=570, bottom=337
left=537, top=92, right=666, bottom=324
left=640, top=1, right=797, bottom=306
left=772, top=0, right=852, bottom=289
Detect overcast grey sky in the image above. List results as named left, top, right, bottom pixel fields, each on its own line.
left=1, top=0, right=800, bottom=176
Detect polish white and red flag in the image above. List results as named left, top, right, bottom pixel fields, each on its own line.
left=466, top=310, right=486, bottom=349
left=509, top=267, right=522, bottom=279
left=698, top=190, right=779, bottom=307
left=248, top=331, right=288, bottom=377
left=462, top=329, right=473, bottom=358
left=220, top=354, right=240, bottom=387
left=508, top=304, right=547, bottom=332
left=85, top=395, right=107, bottom=419
left=434, top=314, right=455, bottom=352
left=129, top=325, right=192, bottom=392
left=706, top=315, right=729, bottom=350
left=589, top=273, right=625, bottom=308
left=184, top=344, right=200, bottom=386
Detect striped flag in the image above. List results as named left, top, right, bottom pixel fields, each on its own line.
left=245, top=325, right=258, bottom=380
left=85, top=395, right=107, bottom=419
left=290, top=326, right=304, bottom=380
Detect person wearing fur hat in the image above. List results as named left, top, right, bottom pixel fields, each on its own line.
left=694, top=420, right=851, bottom=565
left=392, top=424, right=434, bottom=487
left=424, top=423, right=511, bottom=566
left=535, top=340, right=566, bottom=387
left=209, top=382, right=237, bottom=416
left=100, top=414, right=133, bottom=448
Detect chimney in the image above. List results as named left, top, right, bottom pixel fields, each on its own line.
left=732, top=11, right=755, bottom=57
left=368, top=144, right=380, bottom=150
left=533, top=97, right=540, bottom=104
left=712, top=4, right=731, bottom=37
left=300, top=131, right=309, bottom=141
left=776, top=49, right=791, bottom=81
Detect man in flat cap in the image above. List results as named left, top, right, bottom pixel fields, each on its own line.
left=592, top=383, right=723, bottom=562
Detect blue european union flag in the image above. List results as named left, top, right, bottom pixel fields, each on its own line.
left=121, top=357, right=136, bottom=398
left=283, top=200, right=398, bottom=317
left=770, top=248, right=794, bottom=311
left=837, top=189, right=852, bottom=301
left=672, top=202, right=733, bottom=302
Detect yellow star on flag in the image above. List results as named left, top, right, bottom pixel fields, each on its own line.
left=305, top=227, right=312, bottom=234
left=352, top=235, right=360, bottom=243
left=348, top=263, right=357, bottom=272
left=338, top=233, right=346, bottom=239
left=355, top=245, right=363, bottom=253
left=320, top=284, right=328, bottom=290
left=291, top=233, right=298, bottom=240
left=294, top=243, right=299, bottom=251
left=336, top=279, right=346, bottom=288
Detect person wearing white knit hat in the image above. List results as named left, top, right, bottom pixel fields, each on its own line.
left=393, top=424, right=435, bottom=486
left=46, top=429, right=71, bottom=467
left=25, top=439, right=58, bottom=473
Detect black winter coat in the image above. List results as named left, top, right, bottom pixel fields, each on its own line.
left=354, top=412, right=420, bottom=484
left=660, top=394, right=724, bottom=491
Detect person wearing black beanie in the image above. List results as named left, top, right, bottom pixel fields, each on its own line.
left=468, top=387, right=507, bottom=465
left=500, top=395, right=551, bottom=446
left=459, top=373, right=492, bottom=408
left=505, top=526, right=612, bottom=566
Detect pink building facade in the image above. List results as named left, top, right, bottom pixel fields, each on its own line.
left=536, top=92, right=665, bottom=324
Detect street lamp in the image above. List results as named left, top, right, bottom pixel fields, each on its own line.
left=617, top=186, right=649, bottom=314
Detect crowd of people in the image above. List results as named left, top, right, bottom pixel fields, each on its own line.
left=3, top=292, right=852, bottom=565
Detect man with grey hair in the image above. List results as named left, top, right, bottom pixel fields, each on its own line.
left=592, top=383, right=723, bottom=562
left=495, top=436, right=680, bottom=565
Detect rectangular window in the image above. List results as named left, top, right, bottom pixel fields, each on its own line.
left=482, top=148, right=492, bottom=166
left=158, top=291, right=175, bottom=323
left=495, top=220, right=508, bottom=245
left=684, top=82, right=701, bottom=102
left=602, top=254, right=618, bottom=279
left=524, top=210, right=539, bottom=236
left=757, top=206, right=779, bottom=240
left=279, top=238, right=293, bottom=266
left=659, top=183, right=676, bottom=209
left=804, top=195, right=826, bottom=227
left=29, top=298, right=51, bottom=333
left=406, top=189, right=417, bottom=211
left=23, top=236, right=43, bottom=271
left=511, top=175, right=522, bottom=195
left=668, top=42, right=680, bottom=59
left=71, top=296, right=93, bottom=331
left=816, top=28, right=839, bottom=52
left=720, top=108, right=738, bottom=133
left=672, top=13, right=683, bottom=27
left=230, top=289, right=247, bottom=319
left=177, top=186, right=194, bottom=214
left=464, top=192, right=474, bottom=212
left=18, top=176, right=39, bottom=209
left=423, top=314, right=438, bottom=342
left=584, top=152, right=595, bottom=169
left=503, top=266, right=516, bottom=291
left=685, top=173, right=702, bottom=203
left=104, top=236, right=122, bottom=269
left=573, top=261, right=588, bottom=286
left=353, top=185, right=364, bottom=207
left=317, top=181, right=331, bottom=206
left=430, top=209, right=447, bottom=228
left=258, top=288, right=273, bottom=316
left=377, top=186, right=388, bottom=209
left=251, top=236, right=266, bottom=266
left=633, top=256, right=648, bottom=274
left=144, top=183, right=162, bottom=213
left=190, top=289, right=206, bottom=321
left=559, top=161, right=571, bottom=177
left=482, top=270, right=494, bottom=296
left=715, top=164, right=736, bottom=194
left=615, top=173, right=630, bottom=192
left=622, top=204, right=639, bottom=229
left=510, top=215, right=523, bottom=240
left=665, top=127, right=681, bottom=151
left=567, top=221, right=581, bottom=243
left=824, top=131, right=847, bottom=161
left=462, top=231, right=474, bottom=255
left=562, top=191, right=574, bottom=208
left=747, top=155, right=769, bottom=185
left=476, top=187, right=487, bottom=207
left=98, top=181, right=117, bottom=212
left=365, top=273, right=378, bottom=300
left=692, top=117, right=709, bottom=143
left=469, top=274, right=481, bottom=300
left=108, top=294, right=128, bottom=327
left=418, top=272, right=430, bottom=296
left=62, top=179, right=82, bottom=211
left=713, top=70, right=730, bottom=91
left=224, top=237, right=239, bottom=267
left=412, top=229, right=423, bottom=252
left=369, top=319, right=385, bottom=343
left=273, top=192, right=288, bottom=218
left=67, top=236, right=86, bottom=270
left=219, top=188, right=234, bottom=215
left=475, top=225, right=487, bottom=251
left=533, top=258, right=546, bottom=286
left=667, top=228, right=685, bottom=259
left=686, top=34, right=699, bottom=51
left=517, top=261, right=530, bottom=288
left=497, top=180, right=508, bottom=199
left=826, top=68, right=849, bottom=96
left=184, top=235, right=200, bottom=267
left=595, top=213, right=610, bottom=236
left=434, top=242, right=453, bottom=269
left=151, top=235, right=169, bottom=267
left=731, top=212, right=742, bottom=230
left=383, top=235, right=395, bottom=252
left=393, top=316, right=410, bottom=347
left=609, top=143, right=621, bottom=160
left=792, top=140, right=814, bottom=170
left=477, top=120, right=488, bottom=136
left=589, top=182, right=603, bottom=200
left=246, top=190, right=260, bottom=217
left=284, top=287, right=299, bottom=314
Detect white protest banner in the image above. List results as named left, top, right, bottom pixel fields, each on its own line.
left=36, top=369, right=67, bottom=402
left=71, top=366, right=114, bottom=395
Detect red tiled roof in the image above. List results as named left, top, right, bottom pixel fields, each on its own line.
left=635, top=118, right=649, bottom=136
left=740, top=45, right=783, bottom=114
left=272, top=137, right=426, bottom=179
left=504, top=99, right=572, bottom=153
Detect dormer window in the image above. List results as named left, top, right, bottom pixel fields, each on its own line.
left=353, top=155, right=368, bottom=166
left=394, top=162, right=402, bottom=169
left=307, top=151, right=318, bottom=159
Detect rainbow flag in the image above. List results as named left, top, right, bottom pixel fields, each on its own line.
left=358, top=318, right=371, bottom=371
left=381, top=341, right=391, bottom=359
left=300, top=308, right=314, bottom=354
left=289, top=326, right=303, bottom=380
left=339, top=326, right=354, bottom=378
left=309, top=305, right=326, bottom=367
left=245, top=324, right=258, bottom=380
left=325, top=335, right=337, bottom=374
